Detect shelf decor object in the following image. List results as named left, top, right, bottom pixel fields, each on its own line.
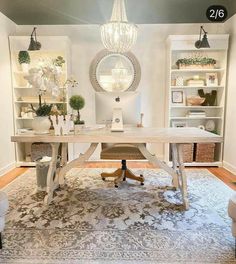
left=195, top=26, right=210, bottom=49
left=205, top=72, right=218, bottom=86
left=186, top=96, right=205, bottom=106
left=166, top=34, right=229, bottom=167
left=101, top=0, right=138, bottom=53
left=176, top=57, right=216, bottom=69
left=198, top=89, right=217, bottom=106
left=18, top=51, right=31, bottom=73
left=171, top=90, right=186, bottom=106
left=175, top=76, right=184, bottom=86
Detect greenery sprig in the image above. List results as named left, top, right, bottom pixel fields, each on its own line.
left=53, top=56, right=65, bottom=67
left=176, top=57, right=216, bottom=67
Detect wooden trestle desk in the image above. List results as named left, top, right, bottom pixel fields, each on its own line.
left=11, top=127, right=222, bottom=210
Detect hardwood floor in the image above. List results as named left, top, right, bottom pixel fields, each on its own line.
left=208, top=167, right=236, bottom=191
left=0, top=167, right=28, bottom=189
left=0, top=162, right=235, bottom=190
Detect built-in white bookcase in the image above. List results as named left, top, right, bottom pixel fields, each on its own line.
left=165, top=35, right=229, bottom=166
left=9, top=36, right=71, bottom=166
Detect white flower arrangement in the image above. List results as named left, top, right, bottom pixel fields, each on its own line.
left=24, top=63, right=61, bottom=97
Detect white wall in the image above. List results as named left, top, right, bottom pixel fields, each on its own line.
left=0, top=12, right=17, bottom=176
left=223, top=14, right=236, bottom=174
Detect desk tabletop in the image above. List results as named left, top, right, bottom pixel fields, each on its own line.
left=11, top=127, right=223, bottom=144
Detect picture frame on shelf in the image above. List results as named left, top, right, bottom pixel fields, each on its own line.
left=172, top=121, right=187, bottom=128
left=171, top=90, right=186, bottom=105
left=206, top=73, right=218, bottom=86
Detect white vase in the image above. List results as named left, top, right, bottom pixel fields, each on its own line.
left=21, top=63, right=29, bottom=73
left=32, top=116, right=51, bottom=134
left=74, top=124, right=85, bottom=134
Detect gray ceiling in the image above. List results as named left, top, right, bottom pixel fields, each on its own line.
left=0, top=0, right=235, bottom=25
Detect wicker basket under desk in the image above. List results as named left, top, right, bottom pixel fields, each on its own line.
left=195, top=143, right=215, bottom=162
left=182, top=144, right=194, bottom=163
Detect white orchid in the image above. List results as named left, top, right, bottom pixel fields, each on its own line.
left=24, top=65, right=60, bottom=96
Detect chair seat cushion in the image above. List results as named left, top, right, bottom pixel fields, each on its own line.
left=101, top=143, right=145, bottom=160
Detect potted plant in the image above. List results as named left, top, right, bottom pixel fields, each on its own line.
left=18, top=51, right=31, bottom=72
left=176, top=57, right=216, bottom=69
left=24, top=66, right=60, bottom=134
left=31, top=95, right=53, bottom=134
left=69, top=95, right=85, bottom=132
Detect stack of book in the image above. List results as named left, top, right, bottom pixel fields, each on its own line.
left=187, top=110, right=206, bottom=118
left=187, top=79, right=205, bottom=86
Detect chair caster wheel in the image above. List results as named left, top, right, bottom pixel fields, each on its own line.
left=102, top=177, right=105, bottom=181
left=115, top=185, right=119, bottom=188
left=141, top=182, right=144, bottom=186
left=123, top=178, right=126, bottom=181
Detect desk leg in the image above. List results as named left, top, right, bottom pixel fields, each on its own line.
left=58, top=143, right=98, bottom=185
left=137, top=143, right=178, bottom=190
left=176, top=144, right=189, bottom=210
left=44, top=143, right=60, bottom=205
left=59, top=143, right=68, bottom=186
left=171, top=143, right=179, bottom=189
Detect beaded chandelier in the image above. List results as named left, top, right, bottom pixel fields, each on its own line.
left=101, top=0, right=138, bottom=53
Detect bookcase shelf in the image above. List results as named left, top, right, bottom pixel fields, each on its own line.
left=165, top=34, right=229, bottom=167
left=170, top=86, right=224, bottom=89
left=171, top=116, right=222, bottom=119
left=171, top=68, right=224, bottom=73
left=9, top=36, right=71, bottom=167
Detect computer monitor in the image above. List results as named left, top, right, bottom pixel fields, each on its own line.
left=95, top=92, right=141, bottom=125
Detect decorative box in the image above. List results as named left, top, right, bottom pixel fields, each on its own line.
left=175, top=76, right=184, bottom=86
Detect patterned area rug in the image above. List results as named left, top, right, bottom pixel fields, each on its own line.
left=0, top=168, right=235, bottom=264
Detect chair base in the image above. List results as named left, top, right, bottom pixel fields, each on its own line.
left=101, top=160, right=144, bottom=187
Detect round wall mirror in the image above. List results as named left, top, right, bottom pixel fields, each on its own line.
left=90, top=50, right=141, bottom=92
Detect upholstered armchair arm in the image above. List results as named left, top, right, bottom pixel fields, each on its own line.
left=228, top=195, right=236, bottom=237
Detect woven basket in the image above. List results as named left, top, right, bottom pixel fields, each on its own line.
left=195, top=143, right=215, bottom=162
left=182, top=144, right=194, bottom=163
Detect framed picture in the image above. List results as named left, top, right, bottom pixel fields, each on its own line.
left=172, top=121, right=187, bottom=128
left=171, top=90, right=186, bottom=105
left=206, top=73, right=218, bottom=86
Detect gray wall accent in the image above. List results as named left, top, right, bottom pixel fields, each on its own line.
left=0, top=0, right=235, bottom=25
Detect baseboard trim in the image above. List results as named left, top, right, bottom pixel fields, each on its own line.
left=223, top=161, right=236, bottom=175
left=0, top=162, right=16, bottom=177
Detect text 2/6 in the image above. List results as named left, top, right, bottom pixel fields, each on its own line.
left=206, top=5, right=228, bottom=22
